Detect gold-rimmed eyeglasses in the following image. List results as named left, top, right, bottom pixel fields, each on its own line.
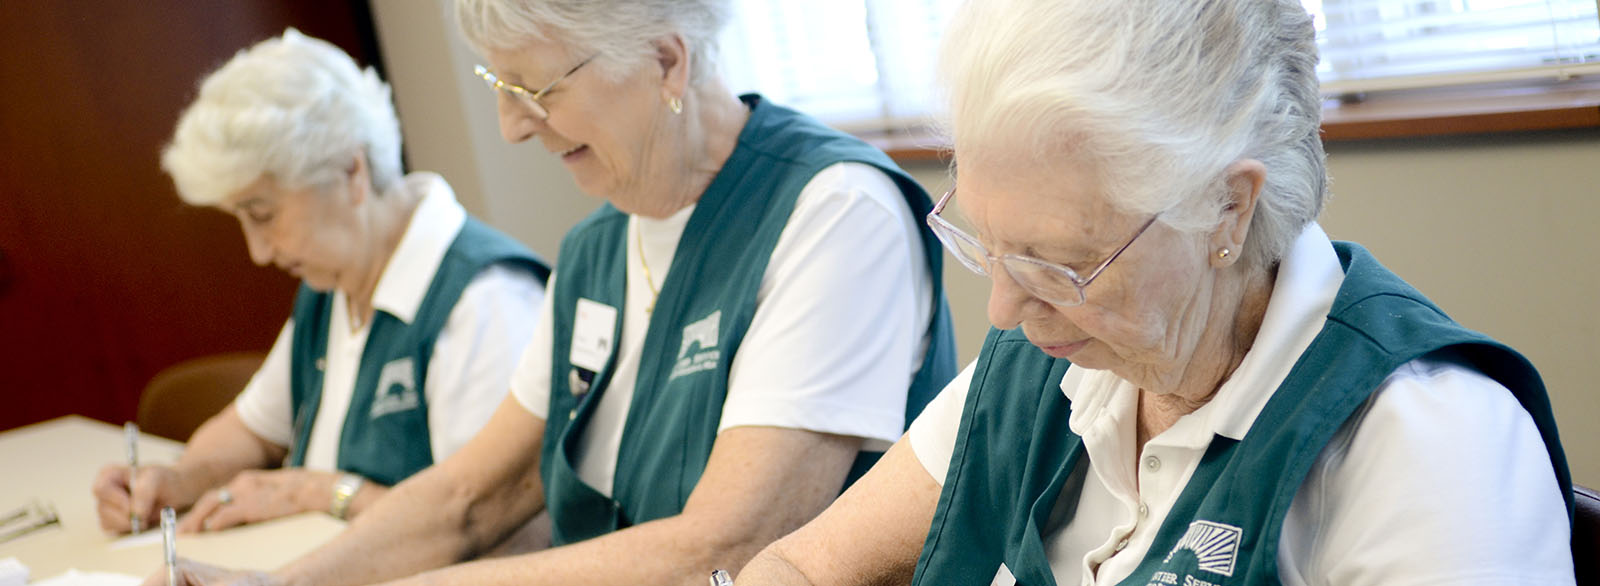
left=474, top=56, right=594, bottom=120
left=926, top=187, right=1158, bottom=307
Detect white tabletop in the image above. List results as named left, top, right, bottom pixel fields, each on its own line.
left=0, top=416, right=343, bottom=581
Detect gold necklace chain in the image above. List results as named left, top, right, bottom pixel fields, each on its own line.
left=636, top=225, right=660, bottom=313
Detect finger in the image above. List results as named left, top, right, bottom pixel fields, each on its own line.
left=172, top=557, right=241, bottom=586
left=93, top=465, right=133, bottom=532
left=200, top=482, right=252, bottom=532
left=139, top=557, right=195, bottom=586
left=203, top=504, right=249, bottom=532
left=140, top=567, right=167, bottom=586
left=129, top=470, right=166, bottom=525
left=178, top=492, right=220, bottom=534
left=161, top=559, right=199, bottom=586
left=97, top=496, right=132, bottom=533
left=92, top=465, right=132, bottom=504
left=178, top=563, right=209, bottom=586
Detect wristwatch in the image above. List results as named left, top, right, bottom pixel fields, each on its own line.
left=329, top=473, right=364, bottom=520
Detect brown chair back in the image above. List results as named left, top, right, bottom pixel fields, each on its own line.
left=136, top=352, right=265, bottom=441
left=1576, top=484, right=1600, bottom=584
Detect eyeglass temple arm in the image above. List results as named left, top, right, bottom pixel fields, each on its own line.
left=1081, top=216, right=1159, bottom=284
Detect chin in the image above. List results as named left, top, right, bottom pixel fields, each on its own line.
left=1061, top=345, right=1117, bottom=371
left=567, top=166, right=609, bottom=194
left=299, top=274, right=337, bottom=292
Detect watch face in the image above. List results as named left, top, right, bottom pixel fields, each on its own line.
left=331, top=474, right=363, bottom=520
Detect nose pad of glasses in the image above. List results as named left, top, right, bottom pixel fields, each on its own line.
left=524, top=100, right=550, bottom=121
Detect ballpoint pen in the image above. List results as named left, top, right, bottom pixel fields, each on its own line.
left=162, top=507, right=177, bottom=586
left=709, top=569, right=733, bottom=586
left=126, top=422, right=143, bottom=534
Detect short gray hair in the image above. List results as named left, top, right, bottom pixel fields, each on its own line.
left=162, top=28, right=403, bottom=206
left=940, top=0, right=1326, bottom=270
left=454, top=0, right=730, bottom=86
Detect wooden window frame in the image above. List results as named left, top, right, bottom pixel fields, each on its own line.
left=863, top=76, right=1600, bottom=163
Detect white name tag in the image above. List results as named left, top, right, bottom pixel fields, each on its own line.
left=991, top=563, right=1017, bottom=586
left=570, top=298, right=617, bottom=373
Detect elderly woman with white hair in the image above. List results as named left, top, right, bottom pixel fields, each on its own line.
left=736, top=0, right=1574, bottom=584
left=152, top=0, right=956, bottom=585
left=93, top=29, right=549, bottom=536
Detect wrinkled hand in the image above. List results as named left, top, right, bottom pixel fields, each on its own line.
left=94, top=464, right=193, bottom=534
left=180, top=469, right=319, bottom=533
left=139, top=558, right=280, bottom=586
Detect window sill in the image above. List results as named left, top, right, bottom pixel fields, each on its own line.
left=1321, top=77, right=1600, bottom=141
left=859, top=77, right=1600, bottom=164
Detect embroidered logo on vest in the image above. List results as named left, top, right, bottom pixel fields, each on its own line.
left=1161, top=520, right=1242, bottom=579
left=669, top=310, right=721, bottom=381
left=370, top=357, right=421, bottom=419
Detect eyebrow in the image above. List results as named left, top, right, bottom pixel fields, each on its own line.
left=1020, top=243, right=1097, bottom=268
left=493, top=67, right=529, bottom=88
left=231, top=198, right=269, bottom=213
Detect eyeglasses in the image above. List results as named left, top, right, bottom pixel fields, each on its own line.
left=473, top=56, right=594, bottom=120
left=0, top=500, right=58, bottom=544
left=926, top=187, right=1157, bottom=307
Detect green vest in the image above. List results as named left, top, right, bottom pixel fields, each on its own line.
left=911, top=242, right=1570, bottom=586
left=287, top=217, right=550, bottom=486
left=541, top=94, right=958, bottom=546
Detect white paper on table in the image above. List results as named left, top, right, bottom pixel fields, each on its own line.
left=0, top=556, right=27, bottom=586
left=107, top=531, right=164, bottom=551
left=29, top=569, right=141, bottom=586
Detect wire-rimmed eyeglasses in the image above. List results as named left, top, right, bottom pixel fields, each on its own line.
left=926, top=187, right=1157, bottom=307
left=473, top=56, right=594, bottom=120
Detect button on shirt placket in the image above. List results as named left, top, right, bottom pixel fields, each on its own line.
left=1109, top=451, right=1172, bottom=561
left=305, top=297, right=374, bottom=471
left=1106, top=454, right=1168, bottom=563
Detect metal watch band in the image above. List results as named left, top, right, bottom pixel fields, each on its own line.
left=329, top=473, right=364, bottom=520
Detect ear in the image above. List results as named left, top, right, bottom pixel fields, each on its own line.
left=342, top=149, right=372, bottom=206
left=1210, top=159, right=1266, bottom=268
left=652, top=34, right=691, bottom=104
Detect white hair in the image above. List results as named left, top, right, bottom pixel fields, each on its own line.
left=161, top=28, right=403, bottom=206
left=454, top=0, right=730, bottom=86
left=940, top=0, right=1326, bottom=270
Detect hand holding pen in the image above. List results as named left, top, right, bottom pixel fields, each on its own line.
left=95, top=426, right=187, bottom=534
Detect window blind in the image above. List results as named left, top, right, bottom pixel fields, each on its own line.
left=1311, top=0, right=1600, bottom=94
left=718, top=0, right=1600, bottom=128
left=719, top=0, right=960, bottom=131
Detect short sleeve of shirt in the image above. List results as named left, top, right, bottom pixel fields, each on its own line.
left=718, top=162, right=934, bottom=447
left=422, top=262, right=546, bottom=462
left=1282, top=354, right=1574, bottom=583
left=233, top=320, right=296, bottom=448
left=908, top=360, right=977, bottom=486
left=509, top=274, right=557, bottom=421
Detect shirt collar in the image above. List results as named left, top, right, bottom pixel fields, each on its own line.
left=1062, top=222, right=1345, bottom=441
left=365, top=173, right=467, bottom=325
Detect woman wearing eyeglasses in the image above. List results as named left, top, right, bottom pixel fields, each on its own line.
left=735, top=0, right=1573, bottom=584
left=153, top=1, right=955, bottom=585
left=95, top=29, right=550, bottom=538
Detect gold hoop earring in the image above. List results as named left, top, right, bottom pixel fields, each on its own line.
left=1217, top=248, right=1232, bottom=260
left=667, top=96, right=683, bottom=115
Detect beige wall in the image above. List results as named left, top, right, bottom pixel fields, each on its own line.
left=372, top=0, right=596, bottom=260
left=372, top=2, right=1598, bottom=486
left=1317, top=131, right=1600, bottom=487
